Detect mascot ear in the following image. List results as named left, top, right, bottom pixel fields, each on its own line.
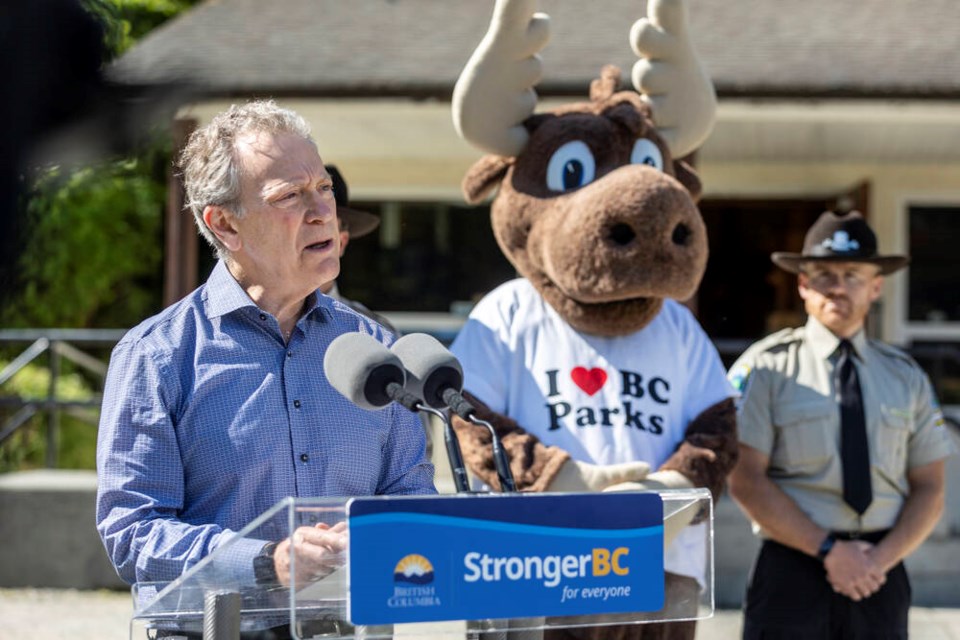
left=462, top=155, right=513, bottom=204
left=673, top=159, right=703, bottom=203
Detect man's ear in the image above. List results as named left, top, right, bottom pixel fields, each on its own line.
left=202, top=205, right=241, bottom=251
left=338, top=230, right=350, bottom=258
left=869, top=275, right=884, bottom=303
left=797, top=272, right=810, bottom=300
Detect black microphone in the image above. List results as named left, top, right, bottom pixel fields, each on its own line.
left=322, top=332, right=422, bottom=412
left=390, top=333, right=517, bottom=493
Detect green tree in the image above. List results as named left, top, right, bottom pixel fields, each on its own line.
left=4, top=147, right=166, bottom=329
left=82, top=0, right=202, bottom=59
left=1, top=0, right=200, bottom=470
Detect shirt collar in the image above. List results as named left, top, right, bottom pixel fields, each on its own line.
left=805, top=315, right=868, bottom=361
left=203, top=259, right=331, bottom=323
left=203, top=260, right=258, bottom=319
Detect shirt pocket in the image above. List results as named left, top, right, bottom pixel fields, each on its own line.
left=772, top=400, right=835, bottom=469
left=875, top=406, right=912, bottom=476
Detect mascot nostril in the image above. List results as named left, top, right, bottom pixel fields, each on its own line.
left=608, top=222, right=636, bottom=246
left=672, top=223, right=692, bottom=246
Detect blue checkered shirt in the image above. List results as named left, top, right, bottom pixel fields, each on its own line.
left=96, top=261, right=435, bottom=585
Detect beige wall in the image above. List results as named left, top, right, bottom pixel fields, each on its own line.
left=178, top=98, right=960, bottom=346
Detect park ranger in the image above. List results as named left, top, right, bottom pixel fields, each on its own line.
left=727, top=210, right=955, bottom=640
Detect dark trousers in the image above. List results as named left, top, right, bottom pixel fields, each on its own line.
left=743, top=533, right=910, bottom=640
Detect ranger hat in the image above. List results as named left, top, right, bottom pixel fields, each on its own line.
left=327, top=165, right=380, bottom=239
left=771, top=210, right=909, bottom=275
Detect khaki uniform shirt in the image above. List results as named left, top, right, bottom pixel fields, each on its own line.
left=729, top=316, right=955, bottom=535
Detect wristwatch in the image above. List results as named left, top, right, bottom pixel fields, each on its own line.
left=816, top=533, right=837, bottom=562
left=253, top=541, right=279, bottom=585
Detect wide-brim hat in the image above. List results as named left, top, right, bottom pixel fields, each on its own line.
left=327, top=164, right=381, bottom=239
left=771, top=210, right=909, bottom=275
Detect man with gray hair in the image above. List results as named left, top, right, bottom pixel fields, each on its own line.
left=95, top=101, right=435, bottom=611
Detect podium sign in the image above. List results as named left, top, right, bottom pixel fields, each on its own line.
left=347, top=493, right=664, bottom=625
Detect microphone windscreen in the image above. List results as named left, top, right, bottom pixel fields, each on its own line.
left=323, top=332, right=405, bottom=410
left=390, top=333, right=464, bottom=409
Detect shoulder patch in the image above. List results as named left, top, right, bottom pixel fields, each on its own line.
left=728, top=363, right=753, bottom=394
left=932, top=397, right=947, bottom=429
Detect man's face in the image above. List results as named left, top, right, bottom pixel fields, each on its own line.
left=798, top=261, right=883, bottom=337
left=224, top=130, right=340, bottom=297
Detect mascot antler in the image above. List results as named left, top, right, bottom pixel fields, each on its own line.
left=452, top=0, right=716, bottom=160
left=451, top=0, right=550, bottom=157
left=631, top=0, right=717, bottom=158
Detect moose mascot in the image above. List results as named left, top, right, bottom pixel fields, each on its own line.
left=448, top=1, right=737, bottom=638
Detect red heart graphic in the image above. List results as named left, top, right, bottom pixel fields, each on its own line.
left=571, top=367, right=607, bottom=396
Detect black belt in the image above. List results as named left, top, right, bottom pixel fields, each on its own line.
left=831, top=529, right=889, bottom=543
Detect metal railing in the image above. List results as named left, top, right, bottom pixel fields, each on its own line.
left=0, top=329, right=126, bottom=467
left=1, top=327, right=958, bottom=468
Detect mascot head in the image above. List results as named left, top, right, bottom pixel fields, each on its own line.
left=452, top=0, right=716, bottom=336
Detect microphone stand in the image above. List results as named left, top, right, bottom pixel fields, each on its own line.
left=416, top=405, right=471, bottom=494
left=465, top=414, right=517, bottom=493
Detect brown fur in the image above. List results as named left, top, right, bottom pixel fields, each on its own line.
left=660, top=397, right=739, bottom=502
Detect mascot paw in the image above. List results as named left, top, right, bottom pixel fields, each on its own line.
left=604, top=471, right=703, bottom=549
left=546, top=459, right=651, bottom=493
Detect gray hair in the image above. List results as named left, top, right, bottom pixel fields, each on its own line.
left=178, top=100, right=314, bottom=258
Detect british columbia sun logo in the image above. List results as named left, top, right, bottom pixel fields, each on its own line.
left=393, top=554, right=435, bottom=585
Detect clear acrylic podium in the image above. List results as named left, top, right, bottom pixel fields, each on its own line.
left=130, top=489, right=714, bottom=639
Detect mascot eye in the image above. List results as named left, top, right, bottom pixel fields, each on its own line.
left=546, top=140, right=596, bottom=192
left=631, top=139, right=664, bottom=171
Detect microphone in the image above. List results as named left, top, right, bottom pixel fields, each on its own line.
left=389, top=333, right=470, bottom=493
left=390, top=333, right=517, bottom=493
left=322, top=332, right=422, bottom=412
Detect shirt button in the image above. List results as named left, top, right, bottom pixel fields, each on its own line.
left=293, top=399, right=301, bottom=409
left=287, top=351, right=293, bottom=358
left=300, top=453, right=309, bottom=463
left=259, top=313, right=267, bottom=321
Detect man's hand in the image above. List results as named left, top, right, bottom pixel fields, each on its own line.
left=546, top=459, right=651, bottom=492
left=824, top=539, right=887, bottom=601
left=274, top=522, right=348, bottom=589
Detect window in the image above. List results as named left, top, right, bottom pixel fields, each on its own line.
left=337, top=200, right=516, bottom=314
left=908, top=206, right=960, bottom=323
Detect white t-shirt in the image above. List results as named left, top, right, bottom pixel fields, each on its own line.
left=450, top=278, right=734, bottom=581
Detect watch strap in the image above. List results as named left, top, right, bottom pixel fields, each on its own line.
left=253, top=541, right=279, bottom=585
left=816, top=533, right=837, bottom=562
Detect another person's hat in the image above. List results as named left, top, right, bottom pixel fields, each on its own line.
left=771, top=210, right=909, bottom=275
left=327, top=165, right=381, bottom=238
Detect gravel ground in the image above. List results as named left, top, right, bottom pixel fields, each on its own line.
left=2, top=589, right=959, bottom=639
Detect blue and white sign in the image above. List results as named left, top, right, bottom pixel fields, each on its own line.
left=347, top=493, right=664, bottom=625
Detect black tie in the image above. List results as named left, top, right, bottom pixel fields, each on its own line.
left=836, top=339, right=872, bottom=515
